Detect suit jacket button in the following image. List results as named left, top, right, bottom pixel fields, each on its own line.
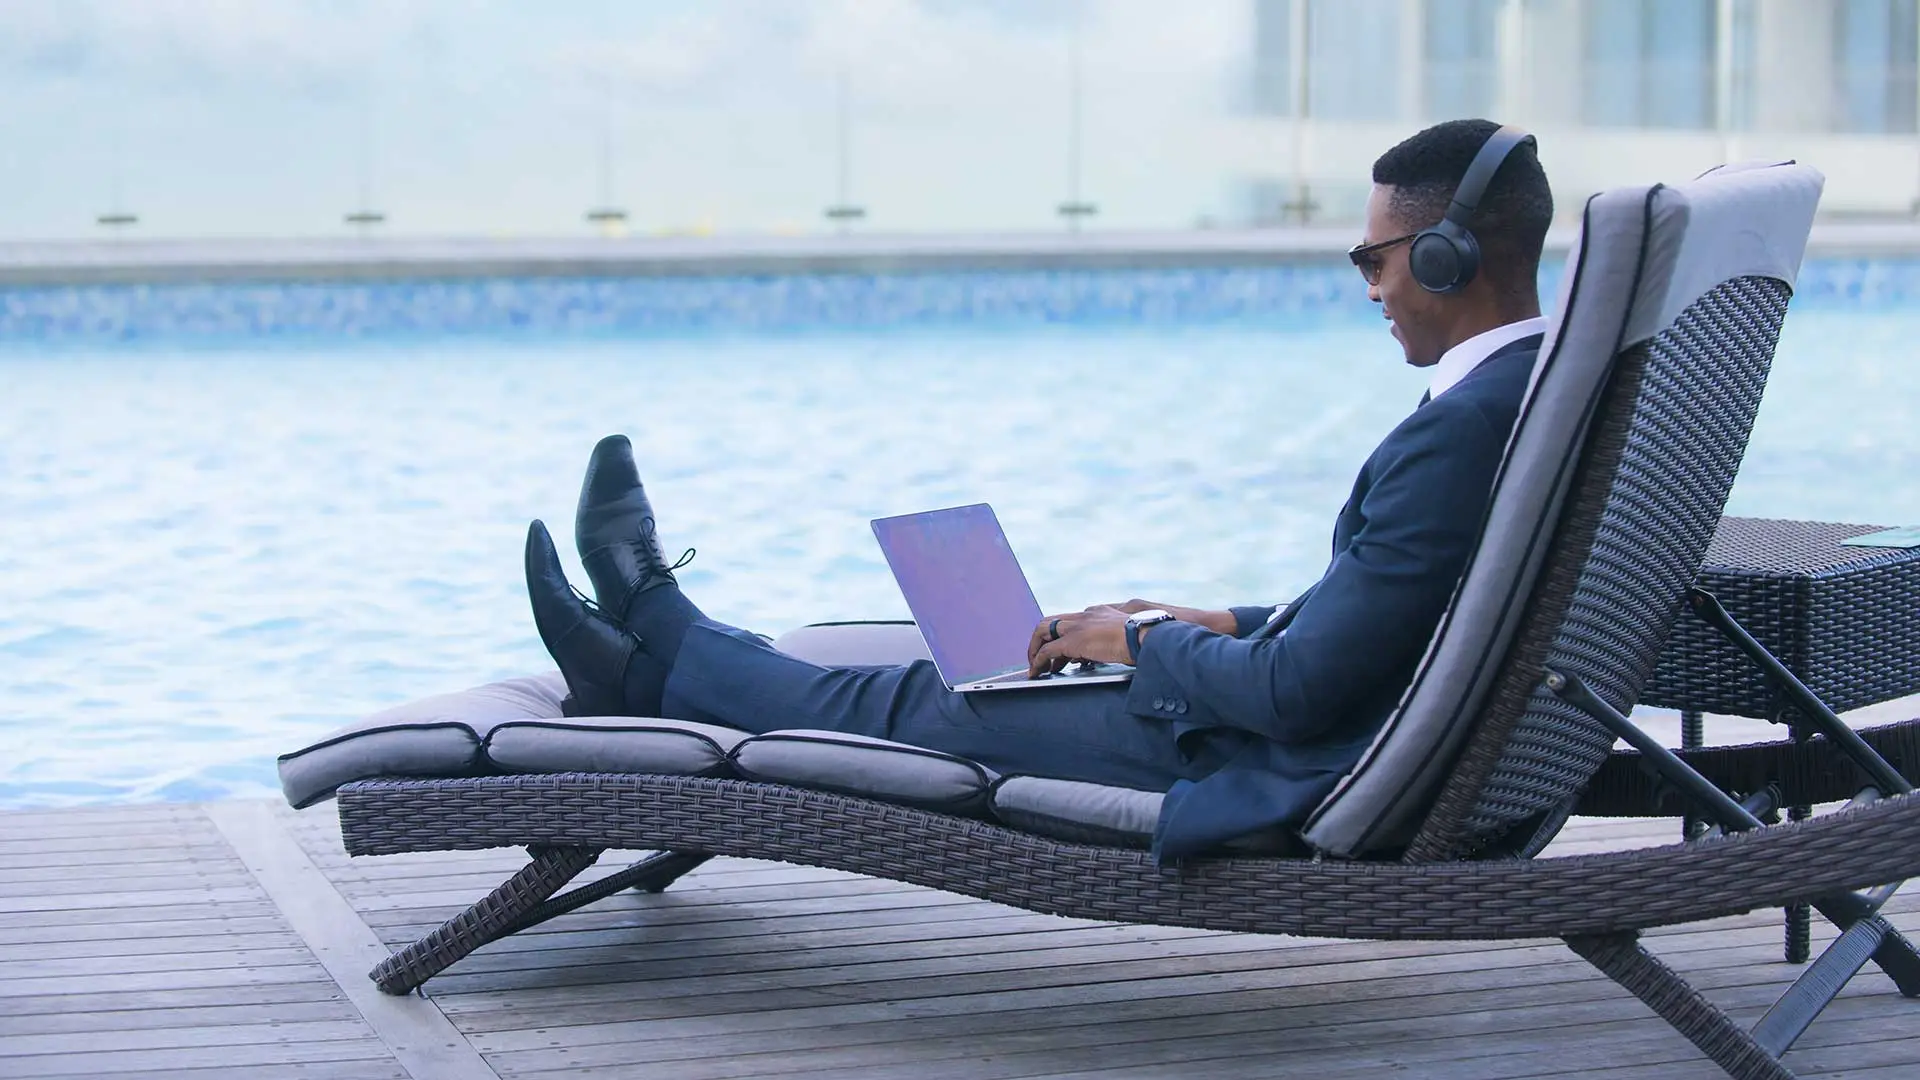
left=1175, top=700, right=1189, bottom=715
left=1152, top=697, right=1166, bottom=711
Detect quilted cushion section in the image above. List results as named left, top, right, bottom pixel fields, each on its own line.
left=729, top=730, right=997, bottom=813
left=485, top=716, right=747, bottom=776
left=990, top=776, right=1161, bottom=848
left=990, top=776, right=1312, bottom=854
left=277, top=673, right=570, bottom=808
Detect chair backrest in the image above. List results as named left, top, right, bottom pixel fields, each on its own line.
left=1301, top=161, right=1824, bottom=861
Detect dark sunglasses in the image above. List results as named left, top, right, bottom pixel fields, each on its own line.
left=1347, top=231, right=1419, bottom=286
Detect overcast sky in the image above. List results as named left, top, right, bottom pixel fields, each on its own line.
left=0, top=0, right=1256, bottom=239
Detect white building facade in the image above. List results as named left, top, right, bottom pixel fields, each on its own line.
left=1243, top=0, right=1920, bottom=223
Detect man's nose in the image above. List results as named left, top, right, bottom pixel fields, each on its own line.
left=1368, top=282, right=1383, bottom=304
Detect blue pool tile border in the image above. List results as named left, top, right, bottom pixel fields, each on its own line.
left=0, top=257, right=1907, bottom=345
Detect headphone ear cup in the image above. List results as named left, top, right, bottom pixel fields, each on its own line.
left=1408, top=230, right=1460, bottom=293
left=1447, top=230, right=1482, bottom=293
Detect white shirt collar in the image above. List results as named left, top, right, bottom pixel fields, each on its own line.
left=1427, top=316, right=1549, bottom=401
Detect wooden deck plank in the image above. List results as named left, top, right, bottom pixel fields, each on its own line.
left=433, top=935, right=1820, bottom=1035
left=0, top=842, right=238, bottom=870
left=0, top=1036, right=404, bottom=1077
left=0, top=927, right=304, bottom=962
left=0, top=998, right=362, bottom=1037
left=46, top=1065, right=408, bottom=1080
left=0, top=923, right=300, bottom=953
left=427, top=909, right=1841, bottom=1023
left=425, top=887, right=1906, bottom=984
left=474, top=963, right=1888, bottom=1076
left=990, top=1008, right=1919, bottom=1080
left=0, top=1019, right=378, bottom=1059
left=487, top=985, right=1892, bottom=1080
left=0, top=868, right=258, bottom=898
left=0, top=959, right=343, bottom=998
left=442, top=951, right=1554, bottom=1034
left=0, top=802, right=421, bottom=1080
left=974, top=1001, right=1903, bottom=1080
left=0, top=900, right=284, bottom=929
left=454, top=924, right=1855, bottom=1049
left=5, top=796, right=1919, bottom=1079
left=0, top=981, right=351, bottom=1018
left=0, top=885, right=268, bottom=914
left=6, top=945, right=326, bottom=979
left=0, top=805, right=207, bottom=830
left=428, top=893, right=1916, bottom=991
left=0, top=821, right=224, bottom=848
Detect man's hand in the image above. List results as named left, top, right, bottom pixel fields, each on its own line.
left=1026, top=606, right=1134, bottom=677
left=1098, top=599, right=1238, bottom=636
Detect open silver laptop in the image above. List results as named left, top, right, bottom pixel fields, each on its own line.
left=871, top=503, right=1133, bottom=693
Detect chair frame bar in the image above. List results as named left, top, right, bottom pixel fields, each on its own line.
left=1545, top=593, right=1920, bottom=1078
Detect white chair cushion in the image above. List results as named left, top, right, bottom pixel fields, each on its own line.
left=989, top=776, right=1162, bottom=847
left=729, top=729, right=997, bottom=813
left=484, top=716, right=748, bottom=776
left=276, top=673, right=568, bottom=808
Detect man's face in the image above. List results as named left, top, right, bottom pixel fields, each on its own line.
left=1360, top=184, right=1449, bottom=368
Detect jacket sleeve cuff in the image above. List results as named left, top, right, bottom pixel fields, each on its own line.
left=1229, top=605, right=1279, bottom=638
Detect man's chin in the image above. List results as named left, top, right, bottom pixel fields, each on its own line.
left=1392, top=334, right=1431, bottom=367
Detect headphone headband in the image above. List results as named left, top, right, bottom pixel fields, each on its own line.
left=1407, top=124, right=1535, bottom=295
left=1442, top=125, right=1534, bottom=228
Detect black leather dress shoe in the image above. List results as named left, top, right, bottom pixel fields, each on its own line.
left=525, top=519, right=637, bottom=717
left=575, top=434, right=687, bottom=622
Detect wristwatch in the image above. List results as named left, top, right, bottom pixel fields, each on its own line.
left=1124, top=609, right=1177, bottom=663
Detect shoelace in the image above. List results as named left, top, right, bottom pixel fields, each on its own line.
left=570, top=541, right=697, bottom=624
left=578, top=516, right=697, bottom=575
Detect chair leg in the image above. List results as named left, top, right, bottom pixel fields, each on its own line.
left=1752, top=916, right=1894, bottom=1056
left=1565, top=932, right=1795, bottom=1080
left=628, top=850, right=712, bottom=893
left=1868, top=923, right=1920, bottom=997
left=371, top=845, right=601, bottom=995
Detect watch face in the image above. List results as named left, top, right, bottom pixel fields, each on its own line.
left=1128, top=608, right=1173, bottom=626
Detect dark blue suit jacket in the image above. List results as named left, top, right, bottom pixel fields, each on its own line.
left=1129, top=335, right=1543, bottom=861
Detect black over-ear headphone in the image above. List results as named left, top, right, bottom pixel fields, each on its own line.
left=1407, top=125, right=1535, bottom=294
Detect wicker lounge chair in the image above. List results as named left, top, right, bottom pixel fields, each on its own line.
left=285, top=160, right=1920, bottom=1080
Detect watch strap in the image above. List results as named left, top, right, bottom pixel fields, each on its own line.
left=1125, top=612, right=1173, bottom=663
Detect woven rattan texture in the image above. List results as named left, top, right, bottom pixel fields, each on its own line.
left=337, top=772, right=1920, bottom=941
left=369, top=844, right=599, bottom=994
left=1578, top=717, right=1920, bottom=817
left=1566, top=933, right=1795, bottom=1080
left=1643, top=518, right=1920, bottom=718
left=1413, top=278, right=1791, bottom=856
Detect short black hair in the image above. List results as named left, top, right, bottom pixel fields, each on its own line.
left=1371, top=118, right=1554, bottom=297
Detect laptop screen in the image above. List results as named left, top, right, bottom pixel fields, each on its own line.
left=871, top=504, right=1043, bottom=686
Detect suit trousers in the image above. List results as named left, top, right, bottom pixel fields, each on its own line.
left=662, top=621, right=1237, bottom=790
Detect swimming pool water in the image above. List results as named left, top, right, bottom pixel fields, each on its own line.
left=0, top=302, right=1914, bottom=808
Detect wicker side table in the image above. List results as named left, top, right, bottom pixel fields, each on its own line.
left=1642, top=516, right=1920, bottom=962
left=1645, top=518, right=1920, bottom=722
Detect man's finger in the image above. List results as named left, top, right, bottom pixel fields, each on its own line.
left=1028, top=613, right=1071, bottom=665
left=1027, top=638, right=1053, bottom=677
left=1028, top=636, right=1072, bottom=678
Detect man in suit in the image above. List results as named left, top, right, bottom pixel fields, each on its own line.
left=525, top=118, right=1555, bottom=861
